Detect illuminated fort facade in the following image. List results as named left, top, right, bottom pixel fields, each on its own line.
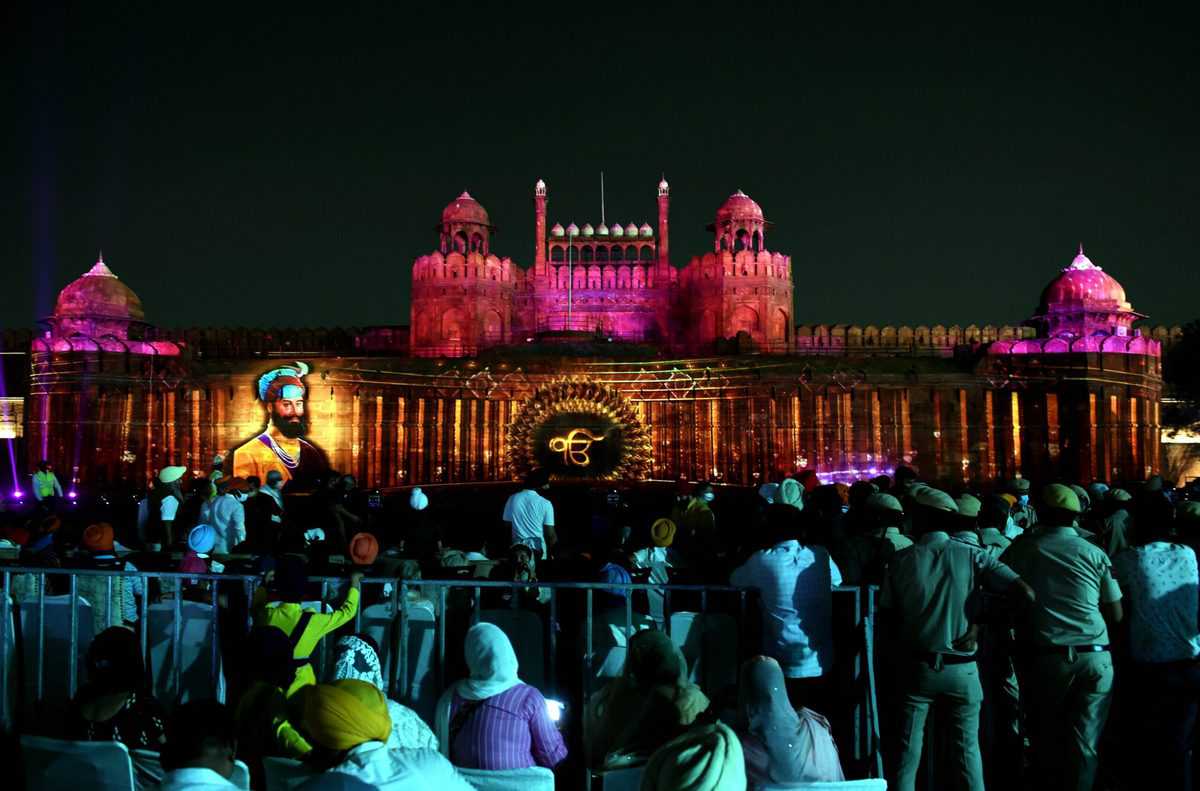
left=10, top=177, right=1183, bottom=494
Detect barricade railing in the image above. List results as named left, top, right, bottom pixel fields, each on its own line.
left=0, top=567, right=880, bottom=775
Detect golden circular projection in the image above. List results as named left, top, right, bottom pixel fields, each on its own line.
left=505, top=379, right=652, bottom=480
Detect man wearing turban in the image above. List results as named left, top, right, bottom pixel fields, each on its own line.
left=231, top=361, right=329, bottom=489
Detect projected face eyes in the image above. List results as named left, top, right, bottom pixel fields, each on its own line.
left=274, top=398, right=305, bottom=418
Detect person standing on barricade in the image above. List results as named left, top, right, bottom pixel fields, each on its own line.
left=1000, top=483, right=1122, bottom=791
left=879, top=484, right=1033, bottom=791
left=252, top=555, right=362, bottom=696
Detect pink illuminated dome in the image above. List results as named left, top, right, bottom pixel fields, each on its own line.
left=53, top=254, right=145, bottom=322
left=1038, top=246, right=1131, bottom=313
left=441, top=191, right=491, bottom=226
left=716, top=189, right=764, bottom=223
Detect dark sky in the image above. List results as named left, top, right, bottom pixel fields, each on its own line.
left=7, top=2, right=1199, bottom=331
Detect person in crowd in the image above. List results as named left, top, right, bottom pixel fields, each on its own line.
left=832, top=492, right=902, bottom=586
left=586, top=629, right=710, bottom=766
left=297, top=679, right=474, bottom=790
left=242, top=475, right=279, bottom=553
left=402, top=486, right=441, bottom=562
left=1099, top=488, right=1134, bottom=557
left=1006, top=477, right=1038, bottom=531
left=177, top=523, right=220, bottom=601
left=11, top=513, right=63, bottom=599
left=977, top=495, right=1014, bottom=557
left=757, top=482, right=780, bottom=506
left=502, top=468, right=556, bottom=559
left=67, top=626, right=167, bottom=752
left=146, top=465, right=187, bottom=548
left=672, top=481, right=721, bottom=570
left=997, top=494, right=1023, bottom=540
left=1111, top=494, right=1198, bottom=789
left=32, top=459, right=64, bottom=502
left=631, top=517, right=683, bottom=626
left=77, top=522, right=142, bottom=630
left=1000, top=483, right=1122, bottom=791
left=868, top=492, right=911, bottom=552
left=777, top=478, right=804, bottom=512
left=730, top=503, right=841, bottom=711
left=434, top=622, right=566, bottom=770
left=159, top=700, right=241, bottom=790
left=951, top=493, right=982, bottom=545
left=252, top=556, right=362, bottom=696
left=348, top=531, right=379, bottom=569
left=737, top=655, right=844, bottom=787
left=200, top=476, right=248, bottom=554
left=879, top=484, right=1032, bottom=791
left=641, top=721, right=746, bottom=791
left=234, top=625, right=311, bottom=788
left=487, top=542, right=548, bottom=608
left=176, top=476, right=214, bottom=546
left=331, top=634, right=437, bottom=750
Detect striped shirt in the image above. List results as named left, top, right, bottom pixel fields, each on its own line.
left=447, top=684, right=567, bottom=770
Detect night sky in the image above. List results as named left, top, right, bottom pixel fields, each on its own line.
left=8, top=3, right=1199, bottom=331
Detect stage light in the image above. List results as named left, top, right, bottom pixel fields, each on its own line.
left=68, top=490, right=78, bottom=500
left=545, top=699, right=565, bottom=723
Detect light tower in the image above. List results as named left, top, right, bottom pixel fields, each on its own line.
left=534, top=178, right=548, bottom=278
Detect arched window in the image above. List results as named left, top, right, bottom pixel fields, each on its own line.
left=470, top=232, right=485, bottom=253
left=596, top=246, right=609, bottom=262
left=550, top=246, right=564, bottom=262
left=454, top=231, right=469, bottom=254
left=640, top=246, right=654, bottom=261
left=734, top=229, right=750, bottom=253
left=720, top=235, right=730, bottom=251
left=581, top=246, right=594, bottom=263
left=752, top=231, right=762, bottom=253
left=625, top=245, right=637, bottom=261
left=611, top=246, right=624, bottom=262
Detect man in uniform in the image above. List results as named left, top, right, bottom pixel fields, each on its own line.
left=880, top=484, right=1033, bottom=791
left=952, top=493, right=982, bottom=546
left=1000, top=484, right=1123, bottom=791
left=31, top=460, right=63, bottom=502
left=231, top=361, right=329, bottom=489
left=1007, top=477, right=1038, bottom=531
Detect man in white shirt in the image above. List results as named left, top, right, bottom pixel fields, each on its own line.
left=1111, top=499, right=1200, bottom=788
left=159, top=701, right=240, bottom=790
left=502, top=468, right=556, bottom=558
left=199, top=477, right=248, bottom=554
left=730, top=503, right=842, bottom=706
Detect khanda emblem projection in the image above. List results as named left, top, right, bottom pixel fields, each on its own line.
left=548, top=428, right=606, bottom=467
left=507, top=379, right=651, bottom=480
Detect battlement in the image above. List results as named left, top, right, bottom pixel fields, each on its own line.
left=680, top=249, right=792, bottom=282
left=412, top=251, right=521, bottom=284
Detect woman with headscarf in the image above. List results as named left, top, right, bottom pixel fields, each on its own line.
left=434, top=622, right=567, bottom=770
left=643, top=721, right=747, bottom=791
left=777, top=478, right=804, bottom=512
left=298, top=679, right=474, bottom=790
left=330, top=634, right=437, bottom=751
left=235, top=625, right=312, bottom=789
left=736, top=656, right=843, bottom=788
left=67, top=626, right=167, bottom=752
left=585, top=630, right=711, bottom=767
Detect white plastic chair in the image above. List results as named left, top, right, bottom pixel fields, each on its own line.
left=480, top=609, right=546, bottom=692
left=263, top=755, right=318, bottom=791
left=761, top=780, right=887, bottom=790
left=398, top=603, right=439, bottom=724
left=147, top=601, right=225, bottom=705
left=21, top=734, right=135, bottom=791
left=591, top=763, right=646, bottom=791
left=130, top=750, right=250, bottom=790
left=458, top=765, right=555, bottom=791
left=585, top=610, right=653, bottom=681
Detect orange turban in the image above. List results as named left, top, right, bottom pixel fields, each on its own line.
left=348, top=532, right=379, bottom=566
left=297, top=679, right=391, bottom=751
left=82, top=523, right=115, bottom=552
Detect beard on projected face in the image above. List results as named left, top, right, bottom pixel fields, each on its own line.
left=270, top=408, right=307, bottom=439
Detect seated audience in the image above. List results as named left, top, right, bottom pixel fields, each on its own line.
left=297, top=679, right=474, bottom=789
left=159, top=700, right=240, bottom=790
left=67, top=626, right=166, bottom=751
left=252, top=556, right=362, bottom=696
left=331, top=634, right=437, bottom=750
left=642, top=721, right=747, bottom=791
left=435, top=622, right=566, bottom=770
left=235, top=625, right=312, bottom=787
left=586, top=629, right=710, bottom=766
left=737, top=656, right=843, bottom=787
left=76, top=521, right=142, bottom=630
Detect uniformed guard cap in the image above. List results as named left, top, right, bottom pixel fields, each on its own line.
left=911, top=485, right=959, bottom=513
left=865, top=492, right=904, bottom=514
left=1007, top=477, right=1031, bottom=494
left=955, top=494, right=981, bottom=518
left=1108, top=488, right=1133, bottom=503
left=1042, top=483, right=1082, bottom=513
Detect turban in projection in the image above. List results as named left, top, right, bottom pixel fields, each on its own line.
left=257, top=361, right=310, bottom=402
left=297, top=679, right=392, bottom=751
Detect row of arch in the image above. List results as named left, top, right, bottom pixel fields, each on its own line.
left=549, top=263, right=653, bottom=290
left=439, top=229, right=489, bottom=256
left=412, top=252, right=516, bottom=283
left=990, top=335, right=1161, bottom=357
left=32, top=334, right=181, bottom=356
left=549, top=244, right=655, bottom=263
left=795, top=324, right=1034, bottom=349
left=682, top=250, right=791, bottom=281
left=717, top=228, right=764, bottom=253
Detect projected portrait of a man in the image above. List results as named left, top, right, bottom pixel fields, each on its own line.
left=231, top=361, right=330, bottom=489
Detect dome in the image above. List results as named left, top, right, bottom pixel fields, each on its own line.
left=596, top=223, right=610, bottom=236
left=610, top=222, right=624, bottom=237
left=715, top=189, right=764, bottom=223
left=441, top=191, right=490, bottom=225
left=550, top=223, right=565, bottom=237
left=658, top=177, right=669, bottom=196
left=625, top=222, right=639, bottom=236
left=581, top=223, right=594, bottom=237
left=566, top=222, right=579, bottom=235
left=639, top=223, right=654, bottom=237
left=53, top=255, right=145, bottom=322
left=1039, top=246, right=1131, bottom=312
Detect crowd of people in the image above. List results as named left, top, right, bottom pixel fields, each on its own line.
left=2, top=457, right=1200, bottom=790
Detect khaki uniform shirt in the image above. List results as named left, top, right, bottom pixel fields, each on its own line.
left=882, top=527, right=914, bottom=552
left=978, top=527, right=1011, bottom=557
left=881, top=531, right=1020, bottom=655
left=999, top=525, right=1122, bottom=646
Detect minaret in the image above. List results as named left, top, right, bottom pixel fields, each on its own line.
left=534, top=179, right=548, bottom=278
left=656, top=176, right=670, bottom=280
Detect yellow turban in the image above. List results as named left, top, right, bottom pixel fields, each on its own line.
left=297, top=679, right=391, bottom=751
left=651, top=518, right=677, bottom=547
